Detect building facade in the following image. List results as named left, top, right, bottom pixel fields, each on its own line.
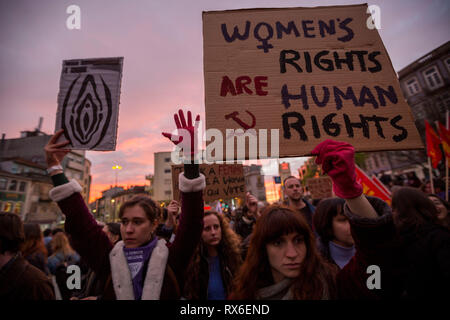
left=152, top=151, right=174, bottom=202
left=363, top=41, right=449, bottom=178
left=243, top=164, right=266, bottom=201
left=0, top=129, right=92, bottom=204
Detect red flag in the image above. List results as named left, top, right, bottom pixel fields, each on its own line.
left=425, top=121, right=442, bottom=168
left=355, top=165, right=391, bottom=204
left=437, top=121, right=450, bottom=161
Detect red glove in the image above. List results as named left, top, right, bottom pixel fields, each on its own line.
left=311, top=140, right=363, bottom=199
left=162, top=109, right=200, bottom=159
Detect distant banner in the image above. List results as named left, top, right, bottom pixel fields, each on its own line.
left=355, top=165, right=391, bottom=204
left=203, top=4, right=423, bottom=160
left=172, top=164, right=246, bottom=202
left=55, top=57, right=124, bottom=150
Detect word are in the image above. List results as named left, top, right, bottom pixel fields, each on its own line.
left=280, top=50, right=382, bottom=74
left=220, top=76, right=268, bottom=97
left=282, top=112, right=407, bottom=142
left=282, top=84, right=398, bottom=110
left=221, top=18, right=354, bottom=52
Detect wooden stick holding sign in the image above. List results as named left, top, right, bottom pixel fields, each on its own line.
left=55, top=57, right=124, bottom=150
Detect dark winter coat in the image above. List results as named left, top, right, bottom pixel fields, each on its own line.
left=49, top=175, right=205, bottom=300
left=0, top=254, right=55, bottom=300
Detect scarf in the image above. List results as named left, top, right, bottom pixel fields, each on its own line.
left=123, top=237, right=158, bottom=300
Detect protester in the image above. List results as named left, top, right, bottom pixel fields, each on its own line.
left=282, top=176, right=315, bottom=229
left=47, top=232, right=80, bottom=275
left=46, top=228, right=64, bottom=256
left=155, top=200, right=180, bottom=242
left=45, top=110, right=205, bottom=300
left=229, top=140, right=398, bottom=299
left=183, top=211, right=242, bottom=300
left=72, top=222, right=122, bottom=300
left=43, top=228, right=52, bottom=247
left=234, top=192, right=258, bottom=240
left=103, top=223, right=122, bottom=244
left=406, top=172, right=421, bottom=188
left=427, top=194, right=450, bottom=230
left=312, top=198, right=355, bottom=269
left=21, top=223, right=50, bottom=275
left=387, top=187, right=450, bottom=298
left=0, top=212, right=55, bottom=300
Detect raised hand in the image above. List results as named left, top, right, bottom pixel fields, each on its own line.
left=311, top=140, right=363, bottom=199
left=246, top=192, right=258, bottom=217
left=162, top=109, right=200, bottom=161
left=44, top=129, right=71, bottom=168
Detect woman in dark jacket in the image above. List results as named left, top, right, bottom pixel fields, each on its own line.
left=44, top=110, right=205, bottom=300
left=388, top=187, right=450, bottom=299
left=313, top=198, right=355, bottom=269
left=183, top=211, right=242, bottom=299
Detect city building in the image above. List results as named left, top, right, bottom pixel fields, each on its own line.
left=91, top=185, right=148, bottom=222
left=152, top=151, right=174, bottom=202
left=0, top=126, right=92, bottom=204
left=243, top=164, right=266, bottom=201
left=363, top=41, right=449, bottom=178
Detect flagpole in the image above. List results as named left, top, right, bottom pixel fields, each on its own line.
left=428, top=157, right=435, bottom=194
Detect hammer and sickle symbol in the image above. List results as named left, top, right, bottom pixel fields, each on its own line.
left=224, top=110, right=256, bottom=130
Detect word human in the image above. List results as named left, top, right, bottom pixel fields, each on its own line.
left=221, top=17, right=354, bottom=52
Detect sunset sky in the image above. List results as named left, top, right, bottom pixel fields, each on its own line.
left=0, top=0, right=449, bottom=202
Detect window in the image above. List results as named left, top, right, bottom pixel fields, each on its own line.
left=164, top=169, right=171, bottom=173
left=164, top=190, right=172, bottom=196
left=8, top=180, right=17, bottom=191
left=0, top=178, right=7, bottom=190
left=423, top=66, right=443, bottom=90
left=13, top=202, right=22, bottom=214
left=445, top=57, right=450, bottom=73
left=3, top=202, right=12, bottom=212
left=165, top=157, right=171, bottom=162
left=405, top=78, right=420, bottom=96
left=19, top=181, right=27, bottom=192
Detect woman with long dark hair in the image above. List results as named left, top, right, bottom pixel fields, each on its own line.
left=183, top=211, right=242, bottom=300
left=21, top=223, right=50, bottom=275
left=230, top=140, right=396, bottom=300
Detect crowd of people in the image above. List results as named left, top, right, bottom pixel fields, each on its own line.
left=1, top=110, right=449, bottom=301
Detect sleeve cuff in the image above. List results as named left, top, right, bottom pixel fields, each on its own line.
left=179, top=173, right=206, bottom=193
left=49, top=180, right=83, bottom=202
left=343, top=196, right=393, bottom=226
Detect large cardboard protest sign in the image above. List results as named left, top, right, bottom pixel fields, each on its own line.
left=55, top=57, right=124, bottom=150
left=172, top=164, right=246, bottom=202
left=203, top=5, right=423, bottom=159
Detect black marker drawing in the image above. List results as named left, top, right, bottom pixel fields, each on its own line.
left=61, top=75, right=113, bottom=149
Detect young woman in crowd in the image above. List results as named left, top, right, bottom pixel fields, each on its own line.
left=45, top=110, right=205, bottom=300
left=21, top=223, right=50, bottom=275
left=389, top=187, right=450, bottom=298
left=183, top=211, right=242, bottom=300
left=427, top=193, right=450, bottom=230
left=313, top=198, right=355, bottom=269
left=230, top=140, right=399, bottom=299
left=47, top=232, right=80, bottom=275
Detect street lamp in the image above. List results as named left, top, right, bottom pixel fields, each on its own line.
left=112, top=165, right=122, bottom=187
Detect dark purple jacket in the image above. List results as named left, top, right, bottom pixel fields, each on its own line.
left=54, top=184, right=204, bottom=299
